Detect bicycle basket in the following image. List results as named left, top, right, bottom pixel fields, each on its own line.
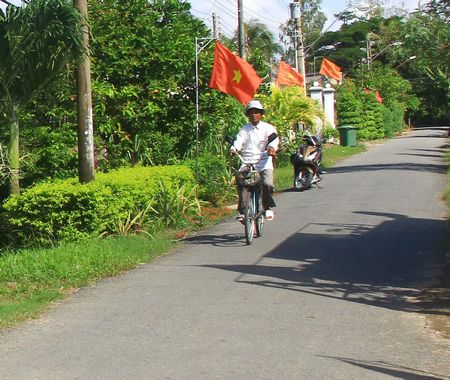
left=236, top=170, right=261, bottom=187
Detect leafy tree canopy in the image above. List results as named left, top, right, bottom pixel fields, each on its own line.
left=279, top=0, right=326, bottom=65
left=399, top=0, right=449, bottom=123
left=88, top=0, right=212, bottom=166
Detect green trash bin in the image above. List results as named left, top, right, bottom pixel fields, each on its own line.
left=338, top=126, right=357, bottom=147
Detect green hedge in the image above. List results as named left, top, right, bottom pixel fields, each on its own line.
left=1, top=165, right=195, bottom=247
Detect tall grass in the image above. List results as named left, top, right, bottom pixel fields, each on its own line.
left=0, top=234, right=176, bottom=328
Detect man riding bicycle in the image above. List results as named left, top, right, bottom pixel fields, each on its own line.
left=229, top=100, right=279, bottom=222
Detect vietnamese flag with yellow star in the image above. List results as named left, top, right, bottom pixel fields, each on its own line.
left=275, top=61, right=304, bottom=87
left=209, top=42, right=262, bottom=105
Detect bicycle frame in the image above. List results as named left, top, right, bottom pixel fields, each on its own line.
left=240, top=180, right=264, bottom=245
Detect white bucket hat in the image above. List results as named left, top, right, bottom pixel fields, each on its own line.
left=245, top=100, right=265, bottom=116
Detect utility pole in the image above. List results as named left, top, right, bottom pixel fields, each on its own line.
left=290, top=1, right=306, bottom=94
left=73, top=0, right=95, bottom=183
left=237, top=0, right=245, bottom=59
left=212, top=12, right=218, bottom=38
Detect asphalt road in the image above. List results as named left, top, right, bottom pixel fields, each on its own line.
left=1, top=127, right=449, bottom=380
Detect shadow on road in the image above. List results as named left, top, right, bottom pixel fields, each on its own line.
left=319, top=356, right=446, bottom=380
left=184, top=232, right=248, bottom=248
left=326, top=162, right=447, bottom=175
left=198, top=211, right=449, bottom=317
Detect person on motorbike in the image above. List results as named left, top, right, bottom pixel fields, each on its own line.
left=229, top=100, right=279, bottom=222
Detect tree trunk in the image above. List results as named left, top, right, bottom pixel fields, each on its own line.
left=74, top=0, right=95, bottom=183
left=8, top=105, right=20, bottom=195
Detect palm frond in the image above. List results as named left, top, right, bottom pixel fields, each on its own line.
left=0, top=0, right=84, bottom=108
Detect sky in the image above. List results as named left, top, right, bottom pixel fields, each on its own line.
left=188, top=0, right=427, bottom=38
left=0, top=0, right=427, bottom=38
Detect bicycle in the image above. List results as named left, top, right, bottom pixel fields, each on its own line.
left=236, top=165, right=264, bottom=245
left=225, top=132, right=277, bottom=245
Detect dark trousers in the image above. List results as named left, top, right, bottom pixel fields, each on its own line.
left=238, top=169, right=275, bottom=213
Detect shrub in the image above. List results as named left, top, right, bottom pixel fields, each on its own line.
left=1, top=165, right=195, bottom=247
left=259, top=86, right=324, bottom=140
left=382, top=102, right=406, bottom=138
left=359, top=94, right=385, bottom=140
left=322, top=126, right=339, bottom=141
left=184, top=152, right=234, bottom=206
left=336, top=80, right=365, bottom=129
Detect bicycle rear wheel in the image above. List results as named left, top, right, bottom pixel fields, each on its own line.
left=255, top=190, right=264, bottom=237
left=244, top=192, right=255, bottom=245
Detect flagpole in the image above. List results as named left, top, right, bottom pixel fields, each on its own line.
left=195, top=37, right=216, bottom=185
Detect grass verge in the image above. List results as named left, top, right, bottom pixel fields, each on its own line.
left=0, top=233, right=176, bottom=329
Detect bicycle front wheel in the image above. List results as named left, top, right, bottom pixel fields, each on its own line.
left=255, top=190, right=264, bottom=237
left=244, top=192, right=255, bottom=245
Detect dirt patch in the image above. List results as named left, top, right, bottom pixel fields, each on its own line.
left=418, top=287, right=450, bottom=340
left=416, top=253, right=450, bottom=340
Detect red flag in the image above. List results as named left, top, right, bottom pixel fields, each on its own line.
left=365, top=88, right=384, bottom=103
left=209, top=42, right=262, bottom=105
left=275, top=61, right=304, bottom=87
left=319, top=58, right=342, bottom=81
left=375, top=90, right=383, bottom=103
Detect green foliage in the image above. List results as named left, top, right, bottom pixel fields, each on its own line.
left=107, top=203, right=155, bottom=238
left=1, top=165, right=195, bottom=247
left=153, top=181, right=204, bottom=228
left=400, top=0, right=449, bottom=124
left=184, top=152, right=235, bottom=206
left=313, top=7, right=447, bottom=126
left=359, top=93, right=385, bottom=140
left=322, top=126, right=339, bottom=140
left=0, top=0, right=84, bottom=106
left=258, top=86, right=324, bottom=143
left=336, top=80, right=365, bottom=129
left=0, top=0, right=84, bottom=194
left=312, top=17, right=384, bottom=74
left=382, top=101, right=406, bottom=138
left=232, top=19, right=282, bottom=76
left=88, top=0, right=210, bottom=166
left=354, top=64, right=419, bottom=111
left=8, top=0, right=249, bottom=188
left=279, top=0, right=326, bottom=66
left=0, top=143, right=11, bottom=185
left=337, top=77, right=408, bottom=140
left=20, top=123, right=78, bottom=185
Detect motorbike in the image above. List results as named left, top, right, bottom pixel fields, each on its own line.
left=290, top=134, right=325, bottom=191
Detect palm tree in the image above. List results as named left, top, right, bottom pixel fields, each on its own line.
left=232, top=19, right=282, bottom=62
left=0, top=0, right=83, bottom=194
left=244, top=19, right=283, bottom=61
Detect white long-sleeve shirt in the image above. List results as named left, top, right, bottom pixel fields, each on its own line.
left=231, top=121, right=279, bottom=172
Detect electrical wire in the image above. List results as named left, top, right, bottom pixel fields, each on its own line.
left=192, top=0, right=291, bottom=38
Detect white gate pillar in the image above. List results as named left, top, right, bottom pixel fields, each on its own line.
left=322, top=83, right=336, bottom=129
left=308, top=81, right=323, bottom=109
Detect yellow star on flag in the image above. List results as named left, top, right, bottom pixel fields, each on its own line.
left=232, top=69, right=242, bottom=84
left=209, top=42, right=262, bottom=104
